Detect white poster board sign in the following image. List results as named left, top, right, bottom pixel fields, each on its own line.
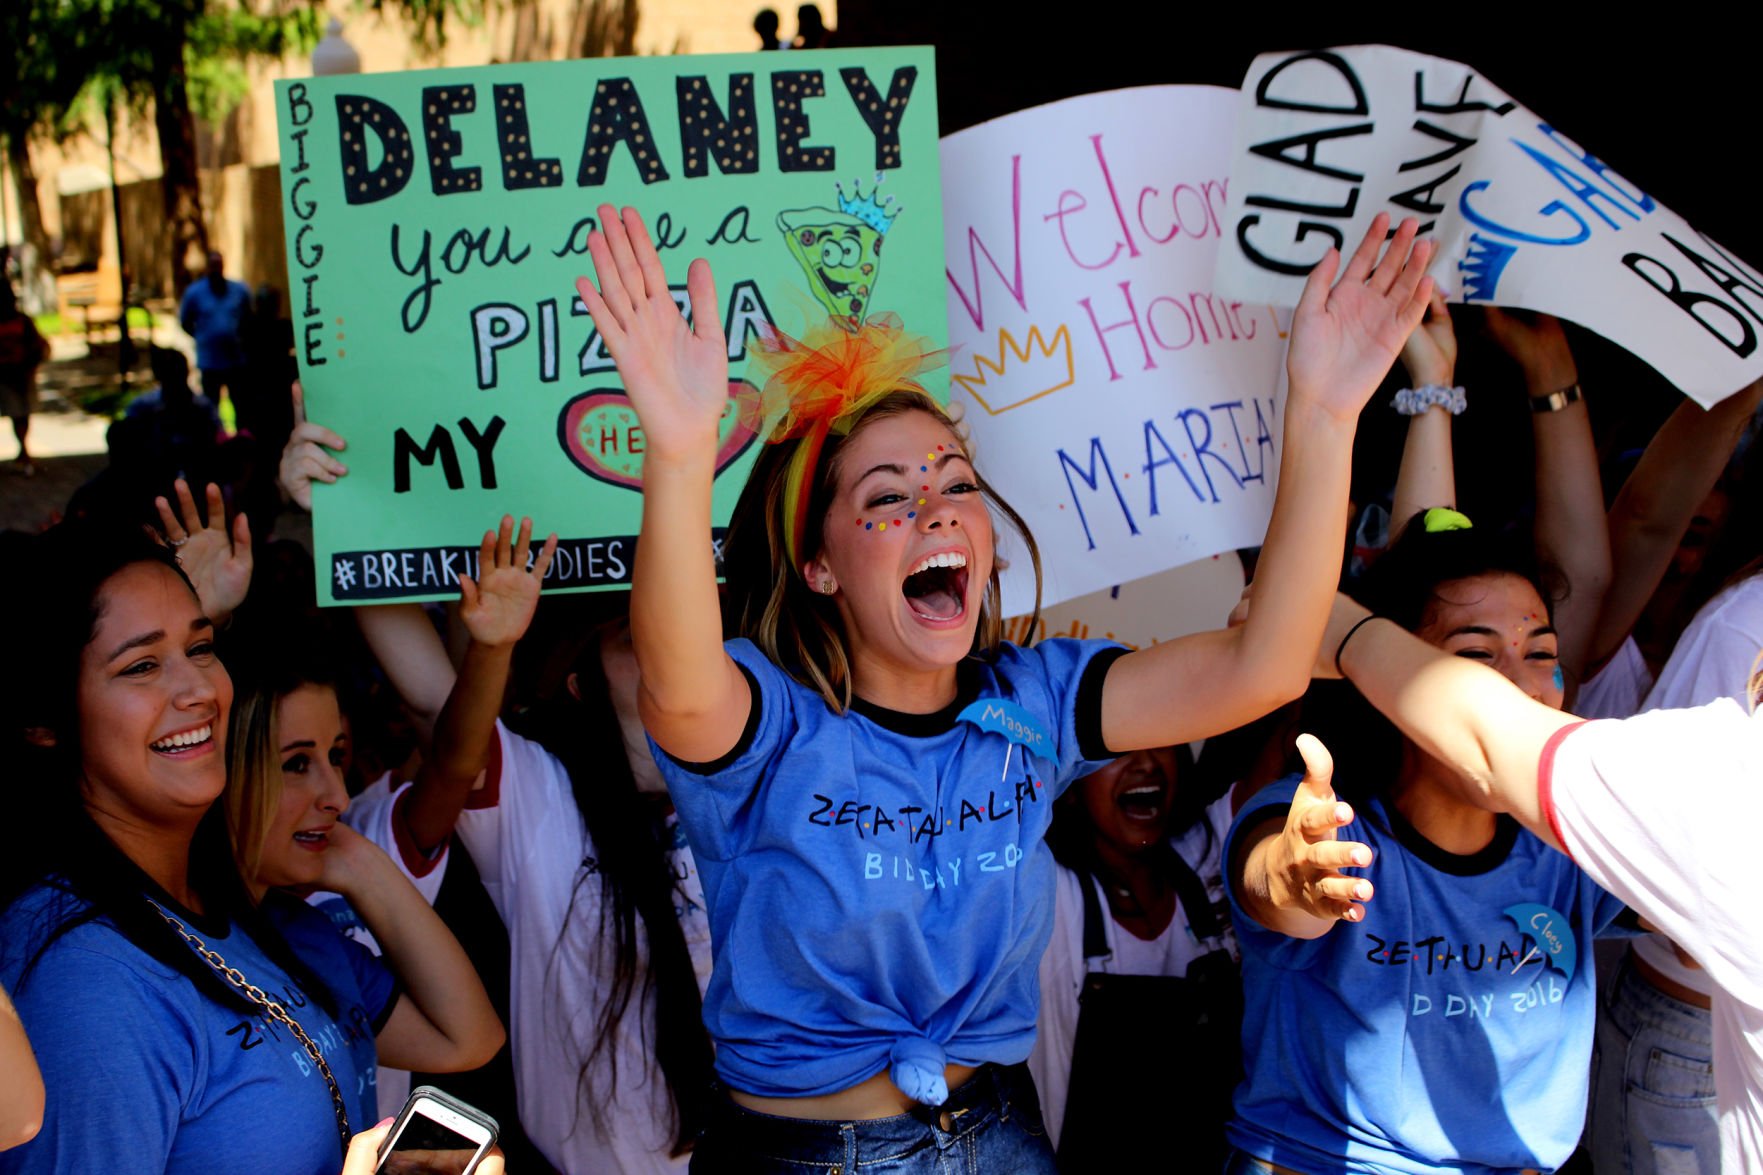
left=1216, top=44, right=1763, bottom=407
left=940, top=87, right=1290, bottom=613
left=1004, top=553, right=1246, bottom=651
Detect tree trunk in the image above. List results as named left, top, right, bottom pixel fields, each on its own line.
left=154, top=45, right=207, bottom=298
left=5, top=135, right=57, bottom=314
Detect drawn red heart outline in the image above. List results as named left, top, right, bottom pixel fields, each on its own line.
left=557, top=379, right=761, bottom=490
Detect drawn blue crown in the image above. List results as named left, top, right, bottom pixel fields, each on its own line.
left=836, top=174, right=902, bottom=235
left=1458, top=233, right=1519, bottom=303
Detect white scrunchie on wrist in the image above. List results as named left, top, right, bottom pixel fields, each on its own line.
left=1392, top=384, right=1467, bottom=416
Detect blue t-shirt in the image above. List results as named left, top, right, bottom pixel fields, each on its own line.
left=0, top=886, right=397, bottom=1175
left=1224, top=778, right=1628, bottom=1175
left=653, top=637, right=1123, bottom=1102
left=178, top=278, right=251, bottom=370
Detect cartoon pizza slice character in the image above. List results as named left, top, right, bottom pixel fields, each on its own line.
left=777, top=175, right=899, bottom=332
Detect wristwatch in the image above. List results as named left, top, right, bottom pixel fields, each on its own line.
left=1529, top=383, right=1582, bottom=413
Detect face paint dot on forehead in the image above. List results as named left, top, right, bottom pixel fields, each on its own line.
left=936, top=444, right=945, bottom=451
left=907, top=511, right=916, bottom=518
left=920, top=465, right=928, bottom=472
left=917, top=498, right=926, bottom=505
left=865, top=522, right=873, bottom=530
left=877, top=522, right=888, bottom=531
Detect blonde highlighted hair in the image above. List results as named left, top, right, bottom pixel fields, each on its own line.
left=224, top=663, right=338, bottom=890
left=722, top=389, right=1043, bottom=712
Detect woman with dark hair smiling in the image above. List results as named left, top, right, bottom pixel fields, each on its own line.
left=0, top=518, right=499, bottom=1175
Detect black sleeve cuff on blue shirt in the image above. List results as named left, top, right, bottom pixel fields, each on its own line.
left=668, top=662, right=763, bottom=776
left=1075, top=646, right=1130, bottom=762
left=371, top=979, right=404, bottom=1034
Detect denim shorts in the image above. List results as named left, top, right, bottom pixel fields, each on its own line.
left=689, top=1062, right=1056, bottom=1174
left=1587, top=951, right=1718, bottom=1175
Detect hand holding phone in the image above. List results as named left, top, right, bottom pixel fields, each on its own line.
left=371, top=1087, right=499, bottom=1175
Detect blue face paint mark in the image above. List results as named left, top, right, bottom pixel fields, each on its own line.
left=1552, top=665, right=1564, bottom=692
left=865, top=522, right=873, bottom=530
left=920, top=465, right=928, bottom=472
left=907, top=511, right=916, bottom=518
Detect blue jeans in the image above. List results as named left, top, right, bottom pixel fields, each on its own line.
left=690, top=1062, right=1056, bottom=1174
left=1588, top=952, right=1718, bottom=1175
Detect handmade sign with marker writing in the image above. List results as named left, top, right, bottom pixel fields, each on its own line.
left=274, top=49, right=944, bottom=604
left=1215, top=44, right=1763, bottom=407
left=939, top=87, right=1289, bottom=613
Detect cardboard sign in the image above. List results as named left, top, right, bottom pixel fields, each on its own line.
left=1216, top=44, right=1763, bottom=407
left=274, top=49, right=945, bottom=604
left=939, top=87, right=1290, bottom=613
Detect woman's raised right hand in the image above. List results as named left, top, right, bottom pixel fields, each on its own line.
left=574, top=205, right=729, bottom=463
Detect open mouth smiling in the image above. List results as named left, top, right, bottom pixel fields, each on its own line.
left=816, top=267, right=853, bottom=297
left=902, top=551, right=969, bottom=623
left=149, top=723, right=214, bottom=756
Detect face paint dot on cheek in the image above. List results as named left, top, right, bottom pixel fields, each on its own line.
left=877, top=522, right=887, bottom=531
left=920, top=465, right=928, bottom=472
left=907, top=511, right=915, bottom=518
left=865, top=522, right=873, bottom=530
left=1553, top=665, right=1564, bottom=691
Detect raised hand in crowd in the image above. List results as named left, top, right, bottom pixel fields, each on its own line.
left=279, top=380, right=349, bottom=510
left=155, top=477, right=253, bottom=625
left=1231, top=734, right=1373, bottom=939
left=1284, top=212, right=1434, bottom=423
left=574, top=204, right=729, bottom=463
left=405, top=516, right=555, bottom=856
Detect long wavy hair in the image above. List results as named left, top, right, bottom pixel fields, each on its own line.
left=511, top=607, right=712, bottom=1157
left=723, top=389, right=1045, bottom=710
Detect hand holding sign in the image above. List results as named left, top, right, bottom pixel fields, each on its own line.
left=574, top=205, right=729, bottom=464
left=279, top=381, right=349, bottom=512
left=458, top=515, right=558, bottom=650
left=1287, top=212, right=1435, bottom=424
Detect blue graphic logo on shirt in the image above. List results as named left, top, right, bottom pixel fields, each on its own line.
left=957, top=700, right=1052, bottom=759
left=1502, top=903, right=1578, bottom=982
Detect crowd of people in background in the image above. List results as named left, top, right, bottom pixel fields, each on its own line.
left=1, top=153, right=1762, bottom=1175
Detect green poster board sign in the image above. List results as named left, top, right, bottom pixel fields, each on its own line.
left=273, top=48, right=944, bottom=604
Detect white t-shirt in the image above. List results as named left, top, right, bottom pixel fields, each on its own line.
left=1576, top=635, right=1655, bottom=721
left=1626, top=577, right=1763, bottom=997
left=454, top=722, right=713, bottom=1175
left=1541, top=701, right=1763, bottom=1171
left=307, top=774, right=450, bottom=1117
left=1029, top=794, right=1236, bottom=1149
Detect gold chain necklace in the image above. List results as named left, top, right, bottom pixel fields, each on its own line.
left=149, top=900, right=353, bottom=1156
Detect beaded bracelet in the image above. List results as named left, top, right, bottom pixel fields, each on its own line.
left=1392, top=384, right=1467, bottom=416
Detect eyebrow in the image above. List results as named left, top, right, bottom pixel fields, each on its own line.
left=104, top=616, right=215, bottom=664
left=854, top=451, right=970, bottom=487
left=279, top=739, right=318, bottom=753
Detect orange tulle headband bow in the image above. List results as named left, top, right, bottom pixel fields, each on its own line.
left=743, top=313, right=948, bottom=573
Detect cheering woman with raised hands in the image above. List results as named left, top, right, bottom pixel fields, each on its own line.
left=573, top=202, right=1432, bottom=1172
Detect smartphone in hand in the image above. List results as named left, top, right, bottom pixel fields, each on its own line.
left=374, top=1086, right=499, bottom=1175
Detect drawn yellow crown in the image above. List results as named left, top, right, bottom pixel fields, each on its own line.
left=951, top=324, right=1076, bottom=415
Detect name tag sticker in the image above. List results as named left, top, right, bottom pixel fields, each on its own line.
left=957, top=700, right=1053, bottom=759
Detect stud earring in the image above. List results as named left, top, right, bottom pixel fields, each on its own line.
left=819, top=580, right=835, bottom=595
